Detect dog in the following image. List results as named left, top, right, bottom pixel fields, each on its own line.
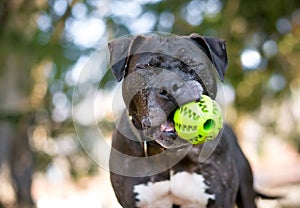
left=108, top=33, right=266, bottom=208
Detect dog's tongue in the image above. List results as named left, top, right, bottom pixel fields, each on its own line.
left=160, top=121, right=175, bottom=132
left=155, top=121, right=192, bottom=149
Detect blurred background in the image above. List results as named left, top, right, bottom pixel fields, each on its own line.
left=0, top=0, right=300, bottom=207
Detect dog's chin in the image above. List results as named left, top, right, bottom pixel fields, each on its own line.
left=145, top=121, right=191, bottom=149
left=154, top=133, right=191, bottom=149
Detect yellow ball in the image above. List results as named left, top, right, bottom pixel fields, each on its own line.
left=173, top=95, right=223, bottom=144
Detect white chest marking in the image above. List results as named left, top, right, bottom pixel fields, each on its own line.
left=134, top=172, right=215, bottom=208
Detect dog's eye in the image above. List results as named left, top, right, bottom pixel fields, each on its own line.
left=172, top=84, right=179, bottom=92
left=172, top=82, right=184, bottom=93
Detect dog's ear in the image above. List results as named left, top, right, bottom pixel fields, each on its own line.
left=188, top=33, right=228, bottom=81
left=108, top=37, right=133, bottom=81
left=108, top=36, right=147, bottom=81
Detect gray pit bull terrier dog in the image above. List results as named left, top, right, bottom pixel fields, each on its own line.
left=108, top=33, right=273, bottom=208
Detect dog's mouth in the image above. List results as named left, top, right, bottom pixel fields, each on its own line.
left=145, top=111, right=191, bottom=149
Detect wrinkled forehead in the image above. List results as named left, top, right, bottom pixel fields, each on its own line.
left=124, top=36, right=218, bottom=98
left=127, top=51, right=211, bottom=74
left=128, top=36, right=211, bottom=66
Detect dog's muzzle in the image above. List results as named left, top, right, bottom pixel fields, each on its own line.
left=125, top=73, right=204, bottom=148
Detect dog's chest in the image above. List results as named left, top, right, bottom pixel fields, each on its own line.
left=134, top=171, right=215, bottom=208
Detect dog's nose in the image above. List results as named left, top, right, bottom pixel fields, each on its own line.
left=141, top=117, right=152, bottom=129
left=166, top=80, right=184, bottom=95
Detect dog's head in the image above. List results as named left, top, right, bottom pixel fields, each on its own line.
left=108, top=33, right=228, bottom=149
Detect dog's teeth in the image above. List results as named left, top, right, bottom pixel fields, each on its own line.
left=160, top=121, right=175, bottom=132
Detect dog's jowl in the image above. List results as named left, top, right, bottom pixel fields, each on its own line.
left=108, top=34, right=268, bottom=208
